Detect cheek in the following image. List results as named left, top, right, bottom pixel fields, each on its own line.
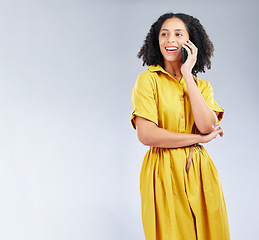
left=158, top=41, right=162, bottom=51
left=158, top=38, right=162, bottom=46
left=178, top=39, right=188, bottom=47
left=183, top=36, right=189, bottom=43
left=178, top=40, right=185, bottom=46
left=159, top=38, right=165, bottom=49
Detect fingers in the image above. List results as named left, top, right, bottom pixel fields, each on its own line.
left=214, top=124, right=224, bottom=137
left=181, top=41, right=197, bottom=74
left=200, top=124, right=224, bottom=144
left=218, top=125, right=224, bottom=137
left=182, top=40, right=198, bottom=56
left=181, top=43, right=191, bottom=55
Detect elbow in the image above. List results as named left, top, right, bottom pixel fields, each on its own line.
left=197, top=112, right=218, bottom=134
left=199, top=123, right=216, bottom=134
left=198, top=116, right=217, bottom=134
left=135, top=116, right=158, bottom=146
left=137, top=132, right=154, bottom=146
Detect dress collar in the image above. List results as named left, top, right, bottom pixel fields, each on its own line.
left=148, top=65, right=197, bottom=84
left=148, top=65, right=166, bottom=73
left=148, top=65, right=182, bottom=82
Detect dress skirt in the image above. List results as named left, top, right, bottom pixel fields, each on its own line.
left=140, top=145, right=230, bottom=240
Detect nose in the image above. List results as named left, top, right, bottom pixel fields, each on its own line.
left=168, top=35, right=176, bottom=43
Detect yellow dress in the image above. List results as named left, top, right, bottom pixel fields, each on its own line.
left=131, top=65, right=230, bottom=240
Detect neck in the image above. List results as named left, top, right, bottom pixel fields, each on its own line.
left=164, top=61, right=182, bottom=81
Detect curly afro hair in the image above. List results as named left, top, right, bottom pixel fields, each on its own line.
left=137, top=13, right=214, bottom=76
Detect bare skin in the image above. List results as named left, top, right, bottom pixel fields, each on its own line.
left=136, top=17, right=223, bottom=148
left=135, top=117, right=223, bottom=148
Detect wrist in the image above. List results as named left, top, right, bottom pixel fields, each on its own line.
left=197, top=134, right=203, bottom=144
left=182, top=72, right=193, bottom=81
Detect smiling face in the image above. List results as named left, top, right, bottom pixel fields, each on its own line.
left=159, top=17, right=189, bottom=66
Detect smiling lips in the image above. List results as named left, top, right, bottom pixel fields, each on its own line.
left=165, top=46, right=178, bottom=53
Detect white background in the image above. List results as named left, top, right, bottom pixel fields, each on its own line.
left=0, top=0, right=258, bottom=239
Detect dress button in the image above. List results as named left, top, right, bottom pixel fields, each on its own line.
left=180, top=98, right=184, bottom=101
left=181, top=115, right=184, bottom=119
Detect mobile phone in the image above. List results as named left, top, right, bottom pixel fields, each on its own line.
left=181, top=47, right=188, bottom=63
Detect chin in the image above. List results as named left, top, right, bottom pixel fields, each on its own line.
left=164, top=58, right=182, bottom=65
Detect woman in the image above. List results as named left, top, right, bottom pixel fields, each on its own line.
left=131, top=13, right=230, bottom=240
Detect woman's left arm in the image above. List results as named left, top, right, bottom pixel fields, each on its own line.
left=181, top=40, right=217, bottom=134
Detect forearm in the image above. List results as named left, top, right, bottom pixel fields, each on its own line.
left=136, top=117, right=202, bottom=148
left=184, top=74, right=217, bottom=134
left=142, top=128, right=202, bottom=148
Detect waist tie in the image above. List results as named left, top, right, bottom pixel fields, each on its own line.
left=186, top=144, right=201, bottom=173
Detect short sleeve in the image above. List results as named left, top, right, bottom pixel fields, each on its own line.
left=201, top=81, right=224, bottom=123
left=131, top=73, right=158, bottom=129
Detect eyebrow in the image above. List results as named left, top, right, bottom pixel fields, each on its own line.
left=161, top=28, right=185, bottom=32
left=175, top=28, right=185, bottom=32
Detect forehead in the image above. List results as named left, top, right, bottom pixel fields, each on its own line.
left=160, top=17, right=188, bottom=31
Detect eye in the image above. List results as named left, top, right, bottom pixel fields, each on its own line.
left=176, top=33, right=183, bottom=37
left=161, top=32, right=168, bottom=36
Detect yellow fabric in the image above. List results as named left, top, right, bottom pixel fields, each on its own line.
left=131, top=65, right=230, bottom=240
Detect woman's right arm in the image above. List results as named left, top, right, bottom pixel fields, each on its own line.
left=135, top=116, right=224, bottom=148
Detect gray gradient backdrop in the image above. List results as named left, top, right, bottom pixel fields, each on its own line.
left=0, top=0, right=258, bottom=239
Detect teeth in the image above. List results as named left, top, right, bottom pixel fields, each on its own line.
left=166, top=47, right=177, bottom=50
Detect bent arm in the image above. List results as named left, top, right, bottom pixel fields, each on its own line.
left=184, top=74, right=218, bottom=134
left=136, top=116, right=201, bottom=148
left=181, top=41, right=217, bottom=134
left=135, top=116, right=223, bottom=148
